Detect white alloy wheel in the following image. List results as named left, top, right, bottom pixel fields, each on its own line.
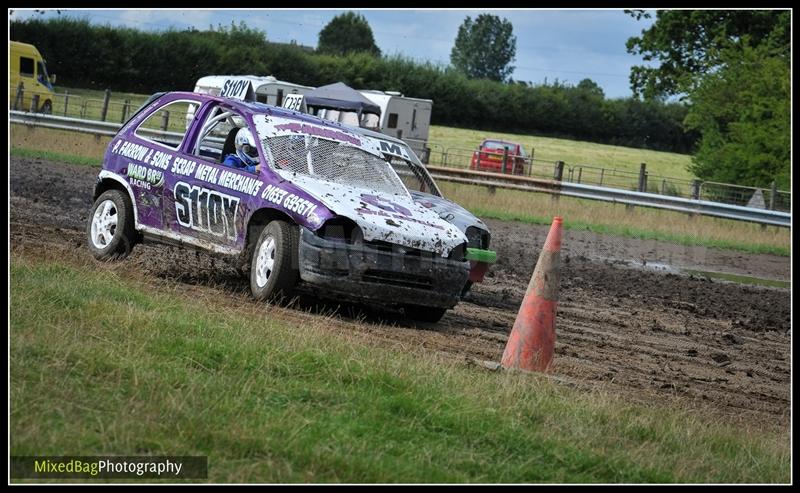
left=90, top=199, right=118, bottom=249
left=255, top=235, right=276, bottom=288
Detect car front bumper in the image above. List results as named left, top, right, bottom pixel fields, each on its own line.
left=466, top=248, right=497, bottom=283
left=298, top=227, right=470, bottom=309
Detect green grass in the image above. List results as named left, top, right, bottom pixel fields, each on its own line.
left=429, top=125, right=696, bottom=181
left=437, top=180, right=790, bottom=257
left=54, top=86, right=156, bottom=103
left=469, top=206, right=791, bottom=257
left=10, top=254, right=790, bottom=483
left=10, top=147, right=101, bottom=168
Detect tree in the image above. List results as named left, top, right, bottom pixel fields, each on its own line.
left=627, top=10, right=790, bottom=188
left=317, top=12, right=381, bottom=57
left=685, top=43, right=790, bottom=189
left=625, top=10, right=790, bottom=99
left=576, top=78, right=604, bottom=99
left=450, top=14, right=516, bottom=82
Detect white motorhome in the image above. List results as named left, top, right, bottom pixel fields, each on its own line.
left=359, top=90, right=433, bottom=160
left=193, top=75, right=313, bottom=106
left=192, top=76, right=434, bottom=161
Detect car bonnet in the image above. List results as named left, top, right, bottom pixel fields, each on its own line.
left=409, top=191, right=488, bottom=234
left=254, top=114, right=467, bottom=257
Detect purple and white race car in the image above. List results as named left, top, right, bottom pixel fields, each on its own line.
left=87, top=90, right=494, bottom=322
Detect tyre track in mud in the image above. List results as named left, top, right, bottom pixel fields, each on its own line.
left=9, top=156, right=791, bottom=427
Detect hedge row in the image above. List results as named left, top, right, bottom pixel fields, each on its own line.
left=11, top=17, right=697, bottom=153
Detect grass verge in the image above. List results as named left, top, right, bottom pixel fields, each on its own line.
left=471, top=207, right=790, bottom=257
left=11, top=123, right=112, bottom=161
left=10, top=147, right=101, bottom=168
left=10, top=252, right=790, bottom=483
left=437, top=182, right=790, bottom=257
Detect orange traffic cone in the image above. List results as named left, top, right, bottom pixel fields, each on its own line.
left=501, top=216, right=563, bottom=372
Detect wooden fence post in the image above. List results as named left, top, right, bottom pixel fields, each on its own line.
left=552, top=161, right=565, bottom=205
left=554, top=161, right=564, bottom=181
left=161, top=110, right=170, bottom=131
left=692, top=180, right=701, bottom=200
left=121, top=99, right=130, bottom=123
left=638, top=162, right=647, bottom=192
left=687, top=179, right=702, bottom=220
left=769, top=180, right=777, bottom=210
left=100, top=89, right=111, bottom=121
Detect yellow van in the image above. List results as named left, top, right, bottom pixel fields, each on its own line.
left=10, top=41, right=56, bottom=113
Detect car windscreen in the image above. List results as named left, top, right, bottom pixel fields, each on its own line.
left=262, top=133, right=410, bottom=197
left=385, top=155, right=441, bottom=197
left=483, top=141, right=516, bottom=152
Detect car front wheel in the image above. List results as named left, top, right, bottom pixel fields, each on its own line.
left=87, top=189, right=138, bottom=260
left=250, top=220, right=299, bottom=302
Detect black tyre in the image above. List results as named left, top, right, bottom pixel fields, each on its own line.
left=87, top=189, right=138, bottom=260
left=250, top=220, right=299, bottom=302
left=404, top=305, right=447, bottom=323
left=41, top=100, right=53, bottom=114
left=460, top=281, right=474, bottom=299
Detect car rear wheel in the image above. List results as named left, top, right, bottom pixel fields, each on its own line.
left=404, top=305, right=447, bottom=323
left=250, top=220, right=299, bottom=302
left=87, top=189, right=138, bottom=260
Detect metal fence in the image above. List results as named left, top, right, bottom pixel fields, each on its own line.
left=427, top=146, right=556, bottom=181
left=10, top=85, right=151, bottom=124
left=9, top=86, right=194, bottom=133
left=424, top=143, right=791, bottom=213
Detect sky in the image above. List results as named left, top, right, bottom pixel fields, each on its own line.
left=9, top=8, right=658, bottom=99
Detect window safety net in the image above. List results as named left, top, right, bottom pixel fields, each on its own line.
left=264, top=135, right=408, bottom=196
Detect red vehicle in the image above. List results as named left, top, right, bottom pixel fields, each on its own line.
left=470, top=139, right=528, bottom=175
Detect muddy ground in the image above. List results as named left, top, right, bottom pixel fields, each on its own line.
left=9, top=156, right=792, bottom=427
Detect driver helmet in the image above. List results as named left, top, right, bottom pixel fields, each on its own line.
left=235, top=128, right=260, bottom=167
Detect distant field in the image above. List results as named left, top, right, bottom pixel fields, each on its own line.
left=429, top=126, right=696, bottom=181
left=53, top=86, right=152, bottom=105
left=42, top=86, right=152, bottom=125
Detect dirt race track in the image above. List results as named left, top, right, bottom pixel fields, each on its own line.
left=10, top=156, right=792, bottom=428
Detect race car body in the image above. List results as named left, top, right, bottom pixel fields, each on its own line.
left=87, top=88, right=471, bottom=321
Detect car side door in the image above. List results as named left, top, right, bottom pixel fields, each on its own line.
left=164, top=103, right=263, bottom=253
left=105, top=96, right=201, bottom=234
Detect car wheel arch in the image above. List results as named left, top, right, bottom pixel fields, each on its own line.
left=94, top=175, right=140, bottom=229
left=246, top=207, right=296, bottom=239
left=237, top=207, right=298, bottom=275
